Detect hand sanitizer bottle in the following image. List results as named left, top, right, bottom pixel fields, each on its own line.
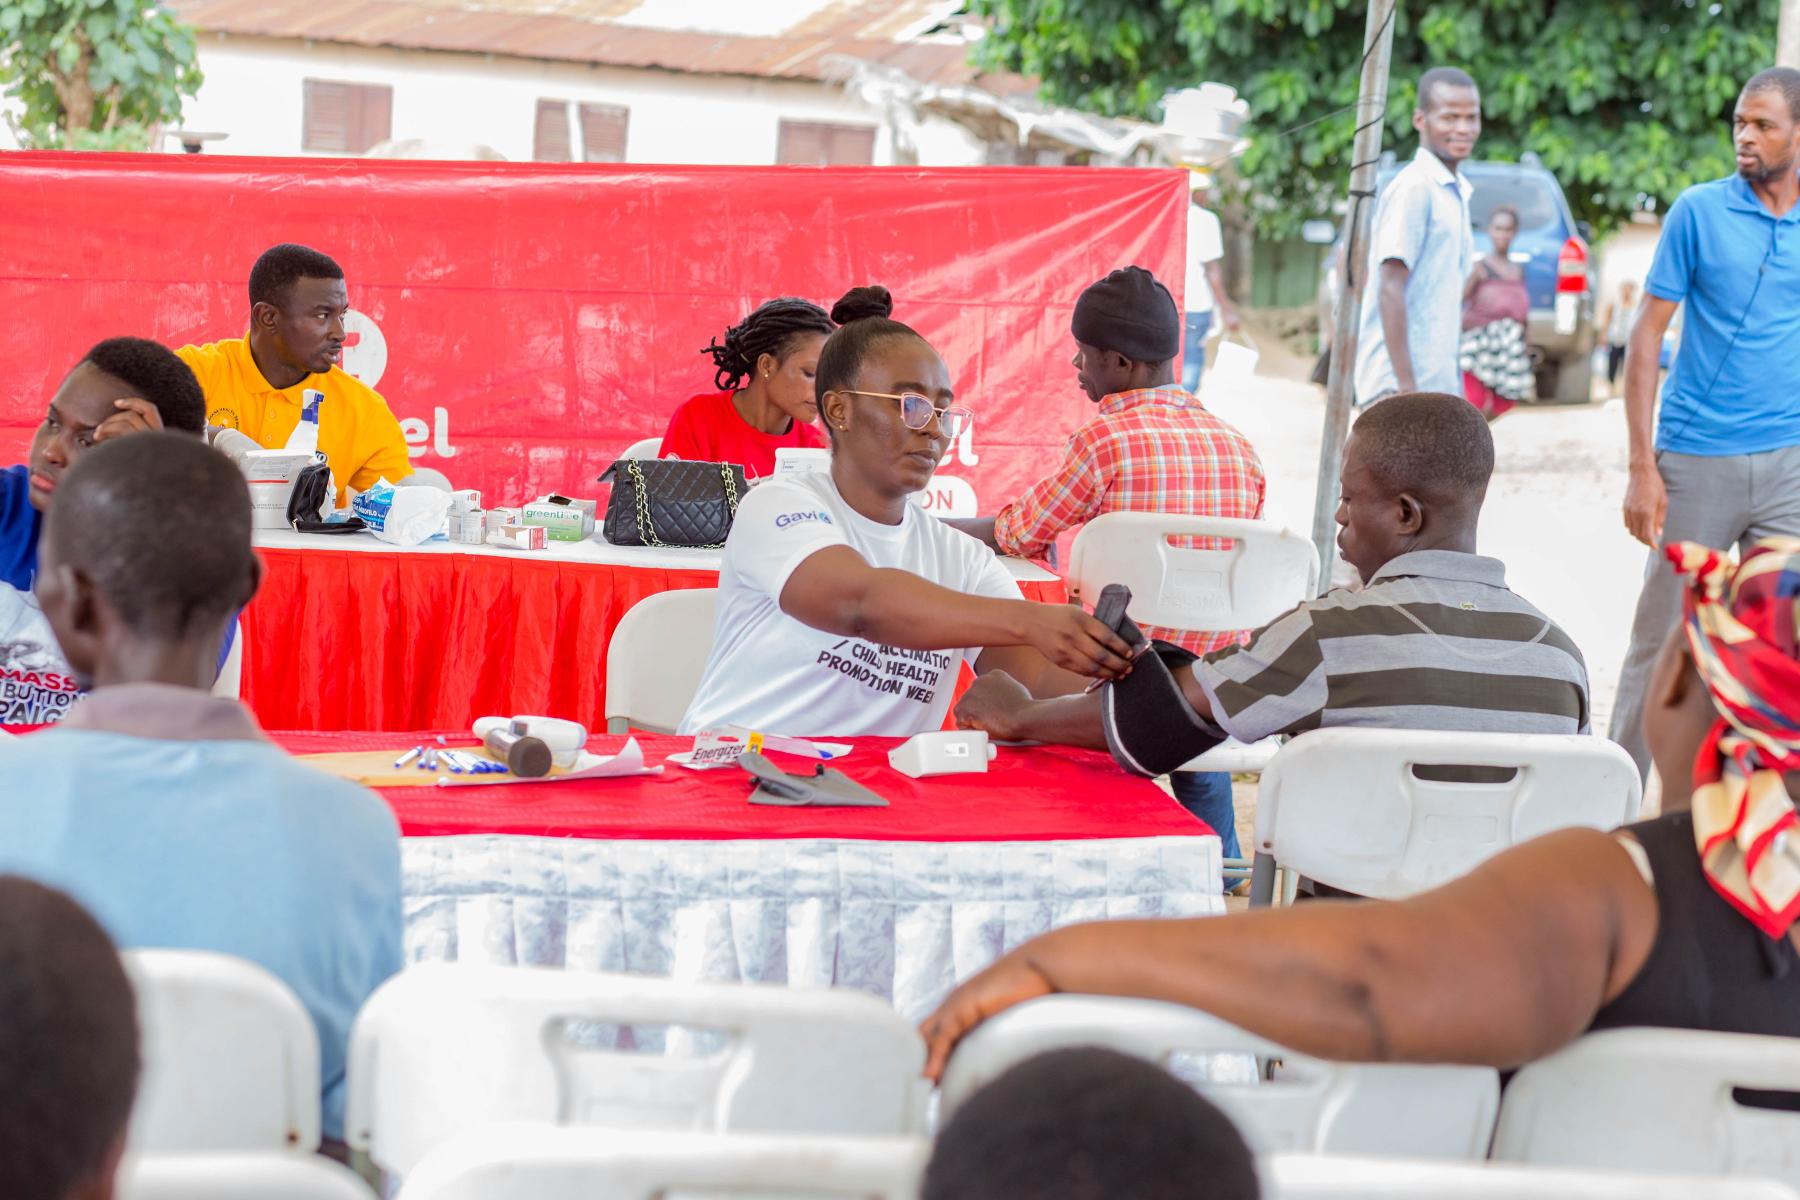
left=284, top=389, right=325, bottom=456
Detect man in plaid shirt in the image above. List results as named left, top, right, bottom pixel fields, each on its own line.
left=952, top=265, right=1266, bottom=862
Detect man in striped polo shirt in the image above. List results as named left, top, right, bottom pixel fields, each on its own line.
left=955, top=392, right=1590, bottom=786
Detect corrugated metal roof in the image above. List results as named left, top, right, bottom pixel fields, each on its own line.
left=166, top=0, right=1030, bottom=91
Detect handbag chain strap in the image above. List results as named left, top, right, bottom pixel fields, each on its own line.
left=625, top=460, right=742, bottom=550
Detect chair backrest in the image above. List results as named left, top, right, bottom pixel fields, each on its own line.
left=346, top=964, right=927, bottom=1177
left=123, top=950, right=321, bottom=1152
left=211, top=620, right=244, bottom=699
left=1066, top=513, right=1317, bottom=632
left=619, top=437, right=662, bottom=461
left=120, top=1153, right=374, bottom=1200
left=604, top=588, right=717, bottom=734
left=1262, top=1152, right=1800, bottom=1199
left=405, top=468, right=454, bottom=491
left=938, top=996, right=1498, bottom=1160
left=1493, top=1028, right=1800, bottom=1182
left=396, top=1127, right=927, bottom=1200
left=1254, top=729, right=1641, bottom=900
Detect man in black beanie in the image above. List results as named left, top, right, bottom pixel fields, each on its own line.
left=945, top=265, right=1266, bottom=867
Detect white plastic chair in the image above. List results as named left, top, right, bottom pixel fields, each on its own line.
left=1066, top=513, right=1318, bottom=633
left=619, top=437, right=662, bottom=461
left=211, top=620, right=244, bottom=699
left=1263, top=1152, right=1800, bottom=1199
left=395, top=1127, right=927, bottom=1199
left=120, top=1153, right=374, bottom=1199
left=346, top=963, right=927, bottom=1178
left=1493, top=1028, right=1800, bottom=1182
left=404, top=468, right=454, bottom=491
left=939, top=996, right=1498, bottom=1160
left=124, top=949, right=322, bottom=1152
left=1068, top=513, right=1318, bottom=837
left=1250, top=729, right=1641, bottom=905
left=604, top=588, right=717, bottom=733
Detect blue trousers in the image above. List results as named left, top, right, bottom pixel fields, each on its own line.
left=1169, top=770, right=1240, bottom=863
left=1181, top=310, right=1213, bottom=392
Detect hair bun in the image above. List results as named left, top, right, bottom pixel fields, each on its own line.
left=830, top=285, right=893, bottom=325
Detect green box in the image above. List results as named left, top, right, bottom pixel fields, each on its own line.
left=521, top=496, right=596, bottom=542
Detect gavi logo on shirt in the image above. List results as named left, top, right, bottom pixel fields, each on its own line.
left=775, top=510, right=834, bottom=529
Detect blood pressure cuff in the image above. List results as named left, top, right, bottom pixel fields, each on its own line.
left=1101, top=635, right=1228, bottom=778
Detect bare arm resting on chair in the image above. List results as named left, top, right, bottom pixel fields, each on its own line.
left=921, top=827, right=1659, bottom=1080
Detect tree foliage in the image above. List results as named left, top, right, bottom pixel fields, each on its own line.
left=966, top=0, right=1774, bottom=238
left=1, top=0, right=202, bottom=150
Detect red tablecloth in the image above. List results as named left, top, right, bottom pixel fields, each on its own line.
left=273, top=731, right=1209, bottom=844
left=244, top=547, right=1066, bottom=734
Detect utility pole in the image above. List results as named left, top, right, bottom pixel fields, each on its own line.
left=1781, top=0, right=1800, bottom=69
left=1308, top=0, right=1399, bottom=588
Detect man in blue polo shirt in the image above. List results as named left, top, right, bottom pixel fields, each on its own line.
left=1612, top=67, right=1800, bottom=777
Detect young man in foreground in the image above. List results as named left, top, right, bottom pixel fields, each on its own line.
left=0, top=433, right=402, bottom=1148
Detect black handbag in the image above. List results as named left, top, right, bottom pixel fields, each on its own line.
left=599, top=458, right=746, bottom=549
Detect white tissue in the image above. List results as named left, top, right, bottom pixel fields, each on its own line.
left=352, top=478, right=452, bottom=546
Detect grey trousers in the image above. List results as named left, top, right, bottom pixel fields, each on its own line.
left=1609, top=445, right=1800, bottom=777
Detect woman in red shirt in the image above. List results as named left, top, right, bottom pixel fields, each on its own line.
left=661, top=297, right=836, bottom=479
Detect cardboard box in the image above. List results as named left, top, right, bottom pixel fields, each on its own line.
left=521, top=495, right=597, bottom=542
left=489, top=523, right=546, bottom=550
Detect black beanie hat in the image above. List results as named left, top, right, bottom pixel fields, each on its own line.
left=1071, top=266, right=1181, bottom=364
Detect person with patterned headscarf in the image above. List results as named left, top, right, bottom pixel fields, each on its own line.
left=918, top=538, right=1800, bottom=1080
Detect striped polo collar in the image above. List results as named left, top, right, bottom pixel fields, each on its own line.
left=1368, top=549, right=1508, bottom=589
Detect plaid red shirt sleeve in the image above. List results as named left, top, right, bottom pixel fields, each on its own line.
left=992, top=426, right=1106, bottom=559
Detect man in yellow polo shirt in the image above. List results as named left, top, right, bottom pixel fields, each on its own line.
left=179, top=243, right=413, bottom=505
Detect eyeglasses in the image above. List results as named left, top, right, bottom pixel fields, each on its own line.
left=841, top=390, right=973, bottom=440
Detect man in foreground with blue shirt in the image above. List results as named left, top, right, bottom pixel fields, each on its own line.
left=0, top=432, right=402, bottom=1152
left=1612, top=67, right=1800, bottom=777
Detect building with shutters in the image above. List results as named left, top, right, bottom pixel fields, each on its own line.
left=157, top=0, right=1046, bottom=166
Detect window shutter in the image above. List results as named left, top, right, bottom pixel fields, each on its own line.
left=303, top=80, right=392, bottom=154
left=303, top=80, right=352, bottom=153
left=776, top=120, right=874, bottom=165
left=354, top=84, right=392, bottom=154
left=828, top=124, right=875, bottom=165
left=578, top=103, right=629, bottom=163
left=534, top=99, right=572, bottom=162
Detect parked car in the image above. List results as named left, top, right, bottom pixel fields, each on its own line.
left=1318, top=152, right=1596, bottom=404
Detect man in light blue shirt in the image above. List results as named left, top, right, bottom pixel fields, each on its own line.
left=0, top=432, right=402, bottom=1148
left=1611, top=67, right=1800, bottom=776
left=1355, top=67, right=1480, bottom=404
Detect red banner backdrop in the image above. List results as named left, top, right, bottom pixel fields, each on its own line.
left=0, top=153, right=1185, bottom=515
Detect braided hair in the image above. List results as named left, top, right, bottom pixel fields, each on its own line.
left=702, top=297, right=835, bottom=392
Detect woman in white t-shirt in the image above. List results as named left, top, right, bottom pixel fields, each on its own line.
left=680, top=286, right=1135, bottom=738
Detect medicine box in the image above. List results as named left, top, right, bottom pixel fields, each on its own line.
left=492, top=523, right=547, bottom=550
left=521, top=495, right=597, bottom=542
